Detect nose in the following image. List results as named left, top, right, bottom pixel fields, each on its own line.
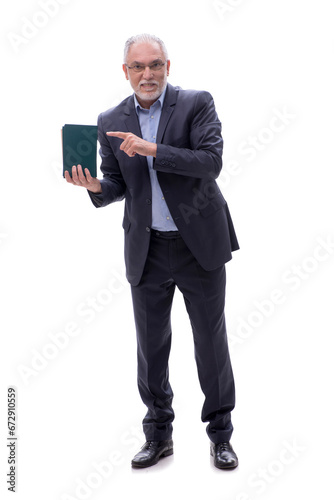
left=142, top=65, right=153, bottom=79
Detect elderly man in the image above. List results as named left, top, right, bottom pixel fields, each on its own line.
left=65, top=33, right=239, bottom=470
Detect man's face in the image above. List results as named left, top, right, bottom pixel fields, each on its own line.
left=123, top=42, right=170, bottom=109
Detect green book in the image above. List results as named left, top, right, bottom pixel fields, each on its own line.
left=62, top=124, right=98, bottom=178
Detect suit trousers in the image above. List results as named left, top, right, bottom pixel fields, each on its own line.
left=130, top=230, right=235, bottom=444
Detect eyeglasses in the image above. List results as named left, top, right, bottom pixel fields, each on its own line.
left=125, top=62, right=166, bottom=73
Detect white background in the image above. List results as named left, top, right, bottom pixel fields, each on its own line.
left=1, top=0, right=333, bottom=499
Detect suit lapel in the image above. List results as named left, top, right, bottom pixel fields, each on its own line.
left=123, top=97, right=142, bottom=138
left=157, top=84, right=177, bottom=144
left=122, top=95, right=149, bottom=170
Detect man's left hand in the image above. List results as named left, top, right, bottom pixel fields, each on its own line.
left=107, top=131, right=157, bottom=158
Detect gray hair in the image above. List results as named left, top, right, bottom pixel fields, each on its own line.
left=123, top=34, right=168, bottom=63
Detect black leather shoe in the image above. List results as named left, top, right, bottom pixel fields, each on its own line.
left=210, top=442, right=239, bottom=469
left=131, top=440, right=174, bottom=468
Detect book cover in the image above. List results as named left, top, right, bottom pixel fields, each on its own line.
left=62, top=124, right=98, bottom=178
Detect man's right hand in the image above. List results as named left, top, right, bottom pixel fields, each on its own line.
left=64, top=165, right=102, bottom=194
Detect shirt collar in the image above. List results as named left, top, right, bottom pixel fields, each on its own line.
left=134, top=86, right=167, bottom=113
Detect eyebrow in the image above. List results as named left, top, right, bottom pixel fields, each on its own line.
left=129, top=58, right=163, bottom=65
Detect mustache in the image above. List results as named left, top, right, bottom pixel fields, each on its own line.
left=139, top=80, right=159, bottom=86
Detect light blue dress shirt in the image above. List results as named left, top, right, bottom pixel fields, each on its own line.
left=134, top=89, right=178, bottom=231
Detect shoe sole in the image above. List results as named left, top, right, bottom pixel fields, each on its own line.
left=131, top=448, right=174, bottom=468
left=213, top=461, right=239, bottom=470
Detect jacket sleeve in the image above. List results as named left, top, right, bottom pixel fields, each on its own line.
left=154, top=91, right=223, bottom=180
left=88, top=112, right=126, bottom=208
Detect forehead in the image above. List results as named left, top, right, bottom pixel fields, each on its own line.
left=126, top=42, right=164, bottom=63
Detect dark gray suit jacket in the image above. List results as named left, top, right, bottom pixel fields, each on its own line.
left=89, top=83, right=239, bottom=285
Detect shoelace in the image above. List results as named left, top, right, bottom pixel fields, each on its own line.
left=144, top=441, right=157, bottom=450
left=217, top=442, right=231, bottom=452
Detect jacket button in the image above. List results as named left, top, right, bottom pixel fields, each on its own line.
left=146, top=227, right=151, bottom=232
left=146, top=199, right=152, bottom=205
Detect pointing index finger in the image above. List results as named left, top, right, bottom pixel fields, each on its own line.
left=106, top=131, right=128, bottom=139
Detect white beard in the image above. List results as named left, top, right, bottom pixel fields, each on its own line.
left=135, top=76, right=168, bottom=103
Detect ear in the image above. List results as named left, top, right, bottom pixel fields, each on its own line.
left=166, top=60, right=171, bottom=76
left=122, top=64, right=129, bottom=81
